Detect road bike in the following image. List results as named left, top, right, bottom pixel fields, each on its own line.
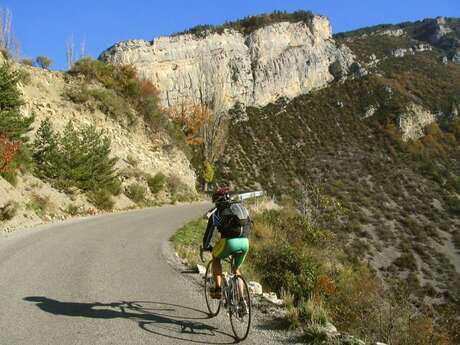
left=200, top=246, right=252, bottom=341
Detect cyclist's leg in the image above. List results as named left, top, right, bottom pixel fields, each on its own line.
left=211, top=239, right=226, bottom=293
left=228, top=238, right=249, bottom=274
left=225, top=238, right=249, bottom=307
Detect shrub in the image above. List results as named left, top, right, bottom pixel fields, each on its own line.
left=87, top=189, right=114, bottom=211
left=27, top=193, right=51, bottom=217
left=167, top=175, right=187, bottom=195
left=0, top=201, right=17, bottom=221
left=21, top=58, right=33, bottom=66
left=65, top=204, right=81, bottom=216
left=147, top=172, right=167, bottom=194
left=89, top=88, right=135, bottom=123
left=252, top=241, right=319, bottom=301
left=68, top=58, right=166, bottom=130
left=0, top=48, right=10, bottom=60
left=0, top=134, right=20, bottom=173
left=446, top=196, right=460, bottom=215
left=106, top=178, right=122, bottom=196
left=125, top=183, right=146, bottom=203
left=35, top=56, right=52, bottom=69
left=63, top=86, right=91, bottom=104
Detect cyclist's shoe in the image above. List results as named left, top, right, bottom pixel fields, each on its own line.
left=210, top=287, right=222, bottom=299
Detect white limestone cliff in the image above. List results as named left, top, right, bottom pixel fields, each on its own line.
left=99, top=16, right=355, bottom=112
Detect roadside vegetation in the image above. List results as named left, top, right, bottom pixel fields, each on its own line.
left=172, top=196, right=459, bottom=344
left=212, top=18, right=460, bottom=345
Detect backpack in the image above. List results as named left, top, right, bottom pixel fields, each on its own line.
left=216, top=202, right=251, bottom=238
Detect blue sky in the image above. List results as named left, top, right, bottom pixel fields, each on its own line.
left=4, top=0, right=460, bottom=70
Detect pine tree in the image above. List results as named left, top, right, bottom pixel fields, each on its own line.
left=32, top=118, right=59, bottom=180
left=32, top=120, right=118, bottom=193
left=0, top=63, right=33, bottom=141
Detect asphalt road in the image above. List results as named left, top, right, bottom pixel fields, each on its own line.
left=0, top=203, right=271, bottom=345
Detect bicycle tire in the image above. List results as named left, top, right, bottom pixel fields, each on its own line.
left=204, top=260, right=221, bottom=317
left=229, top=274, right=252, bottom=341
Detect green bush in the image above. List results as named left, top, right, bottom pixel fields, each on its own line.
left=253, top=241, right=319, bottom=301
left=125, top=183, right=146, bottom=203
left=147, top=172, right=167, bottom=194
left=89, top=88, right=135, bottom=123
left=26, top=193, right=51, bottom=218
left=35, top=56, right=52, bottom=69
left=447, top=196, right=460, bottom=215
left=0, top=201, right=17, bottom=221
left=63, top=87, right=91, bottom=104
left=0, top=48, right=10, bottom=60
left=21, top=58, right=33, bottom=66
left=32, top=119, right=118, bottom=193
left=87, top=189, right=115, bottom=211
left=106, top=178, right=122, bottom=196
left=65, top=204, right=81, bottom=216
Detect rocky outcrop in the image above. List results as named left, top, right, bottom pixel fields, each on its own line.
left=390, top=43, right=432, bottom=57
left=100, top=16, right=355, bottom=112
left=429, top=17, right=453, bottom=44
left=398, top=103, right=436, bottom=141
left=453, top=50, right=460, bottom=64
left=378, top=28, right=404, bottom=37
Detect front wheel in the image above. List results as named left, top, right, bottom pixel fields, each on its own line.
left=204, top=260, right=221, bottom=317
left=229, top=274, right=252, bottom=341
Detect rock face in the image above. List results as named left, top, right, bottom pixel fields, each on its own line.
left=398, top=103, right=436, bottom=141
left=100, top=16, right=355, bottom=112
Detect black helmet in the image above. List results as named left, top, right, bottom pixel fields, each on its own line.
left=212, top=187, right=230, bottom=204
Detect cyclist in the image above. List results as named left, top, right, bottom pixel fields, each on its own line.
left=202, top=187, right=251, bottom=299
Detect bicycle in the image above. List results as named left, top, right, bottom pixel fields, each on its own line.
left=200, top=246, right=252, bottom=341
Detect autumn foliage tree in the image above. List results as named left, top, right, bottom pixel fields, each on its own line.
left=169, top=101, right=227, bottom=189
left=0, top=134, right=19, bottom=172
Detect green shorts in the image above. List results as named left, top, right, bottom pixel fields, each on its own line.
left=212, top=237, right=249, bottom=269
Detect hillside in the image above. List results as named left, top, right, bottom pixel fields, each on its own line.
left=0, top=56, right=198, bottom=232
left=212, top=15, right=460, bottom=338
left=96, top=13, right=460, bottom=342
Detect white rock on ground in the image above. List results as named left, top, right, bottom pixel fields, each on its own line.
left=262, top=292, right=284, bottom=306
left=248, top=281, right=263, bottom=295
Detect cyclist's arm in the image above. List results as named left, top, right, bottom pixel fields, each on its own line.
left=202, top=216, right=215, bottom=251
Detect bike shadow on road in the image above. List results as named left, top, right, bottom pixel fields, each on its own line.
left=24, top=297, right=239, bottom=344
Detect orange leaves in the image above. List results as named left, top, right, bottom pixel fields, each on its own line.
left=169, top=102, right=212, bottom=145
left=0, top=134, right=19, bottom=173
left=316, top=274, right=336, bottom=296
left=139, top=79, right=159, bottom=99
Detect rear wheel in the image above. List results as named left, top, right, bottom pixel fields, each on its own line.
left=204, top=260, right=221, bottom=317
left=229, top=275, right=251, bottom=341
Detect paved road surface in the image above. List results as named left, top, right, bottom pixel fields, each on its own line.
left=0, top=203, right=271, bottom=344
